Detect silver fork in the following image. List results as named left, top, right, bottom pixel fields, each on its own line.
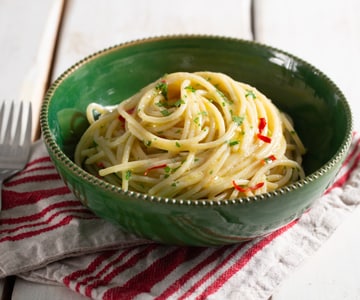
left=0, top=100, right=32, bottom=211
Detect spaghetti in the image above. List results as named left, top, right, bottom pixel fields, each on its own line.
left=75, top=72, right=306, bottom=200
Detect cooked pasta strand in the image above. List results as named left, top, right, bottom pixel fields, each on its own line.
left=75, top=72, right=306, bottom=200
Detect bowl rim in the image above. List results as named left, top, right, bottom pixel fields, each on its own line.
left=40, top=34, right=353, bottom=207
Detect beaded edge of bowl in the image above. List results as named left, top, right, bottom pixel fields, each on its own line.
left=40, top=34, right=353, bottom=207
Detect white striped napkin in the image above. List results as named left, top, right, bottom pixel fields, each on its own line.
left=1, top=133, right=360, bottom=300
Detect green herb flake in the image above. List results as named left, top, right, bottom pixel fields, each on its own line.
left=125, top=170, right=132, bottom=180
left=229, top=140, right=239, bottom=147
left=175, top=141, right=181, bottom=148
left=232, top=115, right=244, bottom=126
left=157, top=98, right=185, bottom=109
left=161, top=109, right=171, bottom=116
left=155, top=101, right=165, bottom=107
left=174, top=99, right=185, bottom=107
left=185, top=85, right=196, bottom=92
left=172, top=166, right=181, bottom=173
left=155, top=80, right=168, bottom=100
left=245, top=90, right=256, bottom=99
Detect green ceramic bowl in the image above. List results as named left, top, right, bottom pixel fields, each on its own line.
left=40, top=35, right=352, bottom=246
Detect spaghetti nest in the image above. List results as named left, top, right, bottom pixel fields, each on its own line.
left=75, top=71, right=306, bottom=200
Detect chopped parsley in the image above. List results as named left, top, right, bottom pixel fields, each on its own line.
left=174, top=99, right=185, bottom=107
left=245, top=90, right=256, bottom=99
left=160, top=109, right=171, bottom=116
left=164, top=165, right=171, bottom=174
left=125, top=170, right=132, bottom=180
left=155, top=80, right=168, bottom=100
left=232, top=115, right=244, bottom=126
left=155, top=101, right=166, bottom=107
left=156, top=98, right=185, bottom=109
left=229, top=140, right=240, bottom=147
left=185, top=85, right=196, bottom=92
left=164, top=165, right=181, bottom=178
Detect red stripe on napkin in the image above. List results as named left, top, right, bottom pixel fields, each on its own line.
left=0, top=208, right=94, bottom=235
left=2, top=186, right=71, bottom=209
left=5, top=173, right=62, bottom=187
left=0, top=214, right=97, bottom=243
left=101, top=247, right=207, bottom=299
left=84, top=244, right=159, bottom=297
left=76, top=248, right=136, bottom=293
left=0, top=200, right=87, bottom=225
left=157, top=246, right=234, bottom=299
left=194, top=220, right=298, bottom=300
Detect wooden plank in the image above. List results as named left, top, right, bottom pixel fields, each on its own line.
left=0, top=0, right=65, bottom=141
left=18, top=0, right=65, bottom=141
left=52, top=0, right=253, bottom=79
left=254, top=0, right=360, bottom=131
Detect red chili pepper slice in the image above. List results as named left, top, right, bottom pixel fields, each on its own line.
left=232, top=180, right=246, bottom=192
left=257, top=118, right=271, bottom=143
left=144, top=164, right=167, bottom=176
left=258, top=117, right=267, bottom=133
left=232, top=180, right=265, bottom=193
left=97, top=162, right=105, bottom=169
left=257, top=133, right=272, bottom=143
left=250, top=182, right=265, bottom=191
left=262, top=155, right=277, bottom=165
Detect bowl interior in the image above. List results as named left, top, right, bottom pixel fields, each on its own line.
left=45, top=36, right=351, bottom=178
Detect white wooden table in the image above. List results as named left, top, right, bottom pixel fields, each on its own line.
left=1, top=0, right=360, bottom=299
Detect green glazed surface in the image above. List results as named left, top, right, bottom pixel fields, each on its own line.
left=41, top=35, right=352, bottom=246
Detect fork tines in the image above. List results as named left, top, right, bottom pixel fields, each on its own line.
left=0, top=100, right=32, bottom=146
